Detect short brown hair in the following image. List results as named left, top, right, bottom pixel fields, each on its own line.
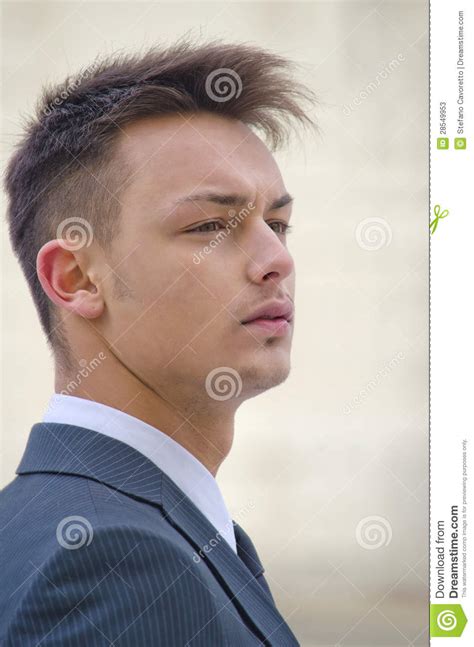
left=4, top=37, right=317, bottom=366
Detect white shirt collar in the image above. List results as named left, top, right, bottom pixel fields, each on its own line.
left=42, top=393, right=237, bottom=553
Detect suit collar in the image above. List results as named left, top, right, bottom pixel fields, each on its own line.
left=16, top=422, right=299, bottom=646
left=41, top=393, right=236, bottom=553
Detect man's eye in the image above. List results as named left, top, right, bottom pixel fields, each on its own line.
left=188, top=221, right=224, bottom=233
left=268, top=221, right=293, bottom=235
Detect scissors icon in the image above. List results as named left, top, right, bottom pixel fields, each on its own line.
left=430, top=205, right=449, bottom=235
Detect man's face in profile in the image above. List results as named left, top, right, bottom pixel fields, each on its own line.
left=96, top=112, right=295, bottom=408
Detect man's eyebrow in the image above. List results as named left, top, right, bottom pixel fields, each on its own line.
left=269, top=192, right=294, bottom=210
left=174, top=191, right=294, bottom=211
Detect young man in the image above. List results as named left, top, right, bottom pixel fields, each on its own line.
left=0, top=39, right=316, bottom=645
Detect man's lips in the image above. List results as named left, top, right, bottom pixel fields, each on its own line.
left=240, top=300, right=294, bottom=336
left=242, top=317, right=291, bottom=336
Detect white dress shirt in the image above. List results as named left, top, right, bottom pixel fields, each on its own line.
left=42, top=393, right=237, bottom=553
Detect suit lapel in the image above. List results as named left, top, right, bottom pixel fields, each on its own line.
left=16, top=423, right=299, bottom=646
left=160, top=471, right=299, bottom=644
left=233, top=521, right=276, bottom=603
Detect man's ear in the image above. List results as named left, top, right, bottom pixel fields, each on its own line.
left=36, top=240, right=104, bottom=319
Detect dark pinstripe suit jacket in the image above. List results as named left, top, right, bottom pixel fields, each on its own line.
left=0, top=422, right=300, bottom=646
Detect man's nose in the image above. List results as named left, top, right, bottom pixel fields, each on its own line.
left=243, top=221, right=294, bottom=286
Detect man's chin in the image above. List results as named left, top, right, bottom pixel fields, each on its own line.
left=237, top=355, right=291, bottom=399
left=199, top=342, right=292, bottom=403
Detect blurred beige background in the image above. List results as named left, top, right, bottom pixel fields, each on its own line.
left=1, top=1, right=428, bottom=645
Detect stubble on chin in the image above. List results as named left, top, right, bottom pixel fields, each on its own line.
left=237, top=355, right=292, bottom=398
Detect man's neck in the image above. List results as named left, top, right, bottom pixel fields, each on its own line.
left=55, top=356, right=236, bottom=477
